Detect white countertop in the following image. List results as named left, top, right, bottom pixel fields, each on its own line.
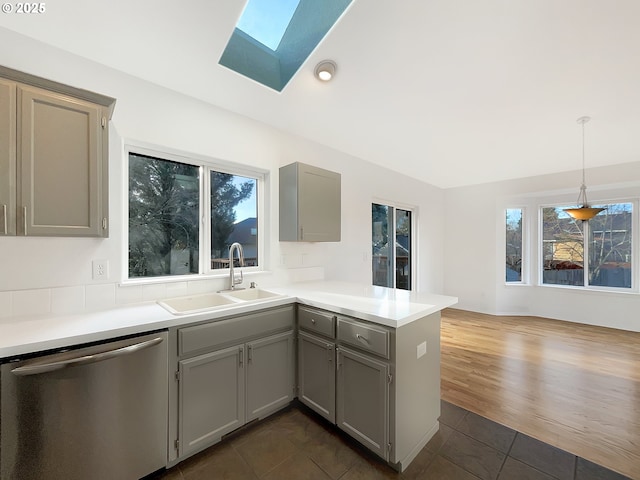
left=0, top=281, right=457, bottom=359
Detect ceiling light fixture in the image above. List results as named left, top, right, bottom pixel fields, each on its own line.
left=564, top=116, right=604, bottom=221
left=315, top=60, right=336, bottom=82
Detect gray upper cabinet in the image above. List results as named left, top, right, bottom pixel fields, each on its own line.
left=0, top=78, right=16, bottom=235
left=279, top=162, right=341, bottom=242
left=0, top=66, right=115, bottom=237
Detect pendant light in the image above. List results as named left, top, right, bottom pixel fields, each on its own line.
left=563, top=116, right=604, bottom=221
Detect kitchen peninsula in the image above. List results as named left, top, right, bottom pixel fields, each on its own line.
left=0, top=281, right=456, bottom=476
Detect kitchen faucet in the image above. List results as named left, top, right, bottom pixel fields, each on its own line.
left=228, top=242, right=245, bottom=290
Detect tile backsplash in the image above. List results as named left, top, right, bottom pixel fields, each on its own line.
left=0, top=265, right=326, bottom=319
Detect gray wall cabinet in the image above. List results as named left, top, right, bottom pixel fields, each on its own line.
left=279, top=162, right=341, bottom=242
left=0, top=67, right=114, bottom=237
left=169, top=306, right=295, bottom=463
left=0, top=77, right=16, bottom=235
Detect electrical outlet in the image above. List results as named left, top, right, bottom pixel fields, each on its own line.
left=417, top=341, right=427, bottom=359
left=92, top=259, right=109, bottom=280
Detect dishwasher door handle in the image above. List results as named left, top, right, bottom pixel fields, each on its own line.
left=11, top=336, right=165, bottom=376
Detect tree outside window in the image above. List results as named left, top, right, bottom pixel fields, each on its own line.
left=506, top=208, right=523, bottom=282
left=128, top=152, right=258, bottom=279
left=541, top=203, right=632, bottom=288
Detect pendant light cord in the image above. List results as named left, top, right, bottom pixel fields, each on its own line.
left=576, top=116, right=591, bottom=206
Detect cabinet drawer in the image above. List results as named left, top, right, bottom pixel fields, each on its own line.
left=337, top=317, right=390, bottom=359
left=298, top=306, right=335, bottom=338
left=179, top=306, right=294, bottom=357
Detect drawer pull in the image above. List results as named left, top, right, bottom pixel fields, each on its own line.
left=356, top=333, right=370, bottom=344
left=311, top=318, right=316, bottom=325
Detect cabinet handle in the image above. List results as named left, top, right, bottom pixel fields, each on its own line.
left=327, top=344, right=333, bottom=362
left=239, top=347, right=244, bottom=367
left=1, top=204, right=6, bottom=235
left=356, top=333, right=370, bottom=344
left=248, top=345, right=253, bottom=363
left=23, top=206, right=27, bottom=235
left=311, top=318, right=316, bottom=325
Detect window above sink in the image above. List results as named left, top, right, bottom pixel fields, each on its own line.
left=126, top=143, right=266, bottom=283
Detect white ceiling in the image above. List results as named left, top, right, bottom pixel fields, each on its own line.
left=2, top=0, right=640, bottom=188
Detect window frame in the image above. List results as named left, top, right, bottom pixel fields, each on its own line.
left=537, top=198, right=638, bottom=293
left=504, top=206, right=527, bottom=285
left=371, top=199, right=417, bottom=291
left=124, top=142, right=267, bottom=284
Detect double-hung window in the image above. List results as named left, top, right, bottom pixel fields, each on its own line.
left=372, top=203, right=414, bottom=290
left=128, top=149, right=262, bottom=280
left=541, top=202, right=634, bottom=289
left=505, top=208, right=524, bottom=283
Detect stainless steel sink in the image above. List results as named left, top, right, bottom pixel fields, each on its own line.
left=158, top=293, right=237, bottom=315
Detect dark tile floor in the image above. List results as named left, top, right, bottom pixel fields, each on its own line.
left=150, top=401, right=631, bottom=480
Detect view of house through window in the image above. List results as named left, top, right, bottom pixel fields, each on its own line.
left=210, top=172, right=257, bottom=270
left=128, top=151, right=259, bottom=279
left=506, top=208, right=523, bottom=282
left=541, top=203, right=632, bottom=288
left=372, top=203, right=412, bottom=290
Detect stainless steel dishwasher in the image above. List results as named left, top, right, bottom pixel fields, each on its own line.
left=1, top=330, right=168, bottom=480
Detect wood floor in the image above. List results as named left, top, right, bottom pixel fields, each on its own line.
left=441, top=308, right=640, bottom=480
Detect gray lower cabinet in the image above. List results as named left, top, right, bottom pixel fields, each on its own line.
left=171, top=305, right=295, bottom=463
left=246, top=331, right=295, bottom=422
left=298, top=330, right=336, bottom=422
left=297, top=306, right=392, bottom=461
left=178, top=344, right=245, bottom=458
left=336, top=346, right=390, bottom=460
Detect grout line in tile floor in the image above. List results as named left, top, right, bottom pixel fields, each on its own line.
left=150, top=400, right=633, bottom=480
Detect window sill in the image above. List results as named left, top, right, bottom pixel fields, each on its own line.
left=120, top=268, right=266, bottom=288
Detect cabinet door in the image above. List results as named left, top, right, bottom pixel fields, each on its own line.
left=18, top=85, right=107, bottom=236
left=297, top=163, right=341, bottom=241
left=298, top=331, right=336, bottom=422
left=336, top=346, right=389, bottom=460
left=246, top=331, right=294, bottom=422
left=0, top=78, right=16, bottom=235
left=179, top=345, right=245, bottom=458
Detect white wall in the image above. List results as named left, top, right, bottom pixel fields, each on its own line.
left=0, top=28, right=445, bottom=318
left=444, top=162, right=640, bottom=332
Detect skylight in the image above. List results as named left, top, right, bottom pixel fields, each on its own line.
left=219, top=0, right=352, bottom=92
left=236, top=0, right=301, bottom=51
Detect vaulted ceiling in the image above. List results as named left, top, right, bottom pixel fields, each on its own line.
left=2, top=0, right=640, bottom=188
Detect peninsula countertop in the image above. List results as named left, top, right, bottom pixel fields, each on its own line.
left=0, top=281, right=457, bottom=359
